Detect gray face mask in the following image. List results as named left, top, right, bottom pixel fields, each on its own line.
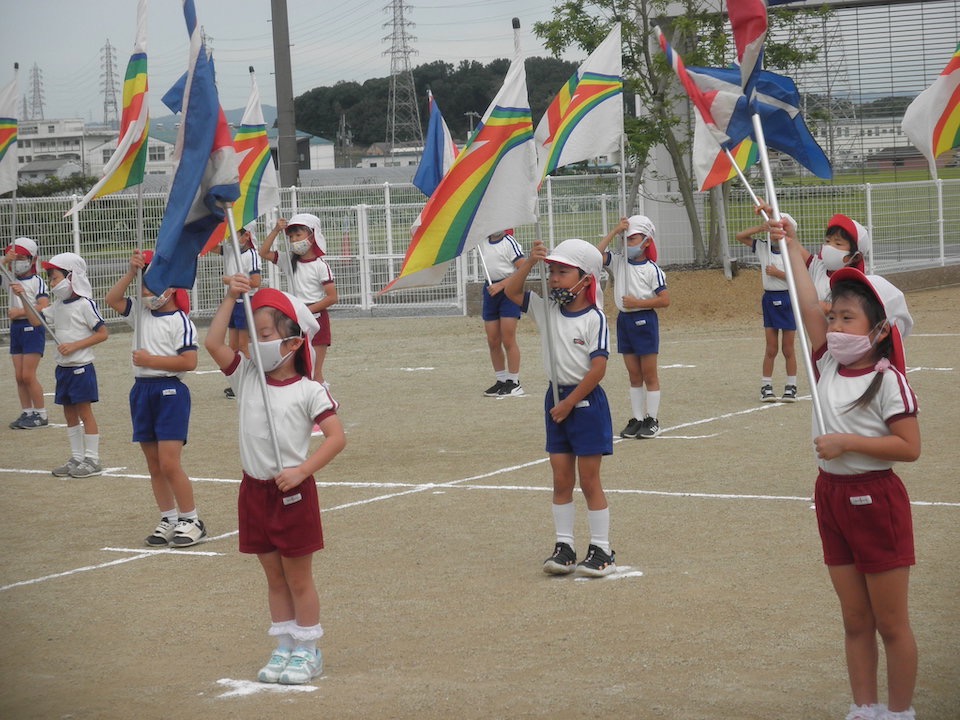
left=290, top=239, right=312, bottom=256
left=12, top=259, right=32, bottom=275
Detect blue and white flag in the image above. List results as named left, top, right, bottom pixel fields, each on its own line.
left=412, top=89, right=458, bottom=197
left=144, top=0, right=240, bottom=294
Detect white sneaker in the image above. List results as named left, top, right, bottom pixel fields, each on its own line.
left=279, top=647, right=323, bottom=684
left=257, top=648, right=292, bottom=683
left=171, top=518, right=206, bottom=547
left=145, top=519, right=178, bottom=547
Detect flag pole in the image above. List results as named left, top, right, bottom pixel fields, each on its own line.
left=476, top=246, right=492, bottom=285
left=751, top=114, right=824, bottom=434
left=134, top=183, right=144, bottom=350
left=0, top=262, right=61, bottom=344
left=224, top=201, right=285, bottom=474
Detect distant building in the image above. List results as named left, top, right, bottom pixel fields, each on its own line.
left=358, top=143, right=424, bottom=169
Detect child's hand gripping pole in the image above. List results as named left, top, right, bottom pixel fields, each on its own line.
left=751, top=113, right=825, bottom=435
left=223, top=203, right=285, bottom=475
left=0, top=261, right=61, bottom=344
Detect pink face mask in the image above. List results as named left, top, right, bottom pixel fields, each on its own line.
left=825, top=322, right=886, bottom=366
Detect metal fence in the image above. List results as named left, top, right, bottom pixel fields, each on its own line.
left=3, top=174, right=959, bottom=335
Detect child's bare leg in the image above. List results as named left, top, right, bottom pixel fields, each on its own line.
left=829, top=564, right=880, bottom=707
left=549, top=452, right=577, bottom=504
left=313, top=345, right=328, bottom=384
left=75, top=402, right=98, bottom=434
left=484, top=320, right=505, bottom=373
left=281, top=554, right=320, bottom=627
left=500, top=317, right=520, bottom=375
left=577, top=455, right=606, bottom=510
left=763, top=327, right=779, bottom=378
left=157, top=439, right=195, bottom=513
left=867, top=567, right=916, bottom=712
left=141, top=441, right=176, bottom=511
left=258, top=551, right=295, bottom=621
left=782, top=329, right=798, bottom=377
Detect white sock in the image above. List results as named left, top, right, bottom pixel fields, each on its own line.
left=587, top=508, right=611, bottom=553
left=161, top=508, right=178, bottom=524
left=629, top=387, right=644, bottom=419
left=84, top=433, right=100, bottom=462
left=762, top=377, right=772, bottom=386
left=884, top=709, right=915, bottom=720
left=506, top=372, right=519, bottom=383
left=786, top=376, right=797, bottom=386
left=552, top=502, right=575, bottom=546
left=291, top=623, right=324, bottom=652
left=495, top=370, right=508, bottom=382
left=645, top=390, right=661, bottom=419
left=180, top=509, right=199, bottom=522
left=67, top=424, right=85, bottom=460
left=35, top=407, right=47, bottom=419
left=269, top=620, right=297, bottom=652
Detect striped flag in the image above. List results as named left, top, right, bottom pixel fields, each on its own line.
left=412, top=89, right=459, bottom=197
left=202, top=68, right=280, bottom=253
left=535, top=23, right=623, bottom=183
left=383, top=47, right=538, bottom=292
left=727, top=0, right=768, bottom=103
left=690, top=66, right=830, bottom=189
left=66, top=0, right=149, bottom=215
left=902, top=42, right=960, bottom=178
left=0, top=65, right=19, bottom=196
left=655, top=27, right=752, bottom=150
left=144, top=0, right=240, bottom=294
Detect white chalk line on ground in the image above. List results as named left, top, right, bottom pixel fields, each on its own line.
left=214, top=678, right=318, bottom=697
left=3, top=396, right=958, bottom=594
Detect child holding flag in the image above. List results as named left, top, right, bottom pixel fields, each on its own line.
left=205, top=278, right=345, bottom=686
left=41, top=253, right=109, bottom=477
left=779, top=220, right=920, bottom=720
left=261, top=214, right=338, bottom=434
left=479, top=229, right=525, bottom=397
left=597, top=216, right=670, bottom=438
left=3, top=237, right=49, bottom=429
left=503, top=238, right=616, bottom=577
left=105, top=250, right=206, bottom=548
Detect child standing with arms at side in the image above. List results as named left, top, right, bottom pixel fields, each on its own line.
left=205, top=278, right=345, bottom=685
left=3, top=237, right=49, bottom=429
left=41, top=253, right=109, bottom=477
left=780, top=220, right=920, bottom=720
left=478, top=229, right=525, bottom=397
left=260, top=214, right=337, bottom=386
left=598, top=216, right=670, bottom=438
left=503, top=238, right=616, bottom=577
left=105, top=250, right=206, bottom=548
left=735, top=212, right=799, bottom=403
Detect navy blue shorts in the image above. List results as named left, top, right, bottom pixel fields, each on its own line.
left=54, top=363, right=99, bottom=405
left=228, top=299, right=249, bottom=330
left=9, top=320, right=46, bottom=355
left=616, top=310, right=659, bottom=355
left=762, top=290, right=796, bottom=331
left=129, top=377, right=191, bottom=444
left=482, top=283, right=522, bottom=322
left=544, top=385, right=613, bottom=456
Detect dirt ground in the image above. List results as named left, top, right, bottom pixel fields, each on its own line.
left=1, top=268, right=958, bottom=720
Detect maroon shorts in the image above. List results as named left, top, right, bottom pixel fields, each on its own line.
left=312, top=309, right=331, bottom=347
left=238, top=472, right=324, bottom=557
left=815, top=468, right=915, bottom=573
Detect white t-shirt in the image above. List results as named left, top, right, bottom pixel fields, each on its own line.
left=45, top=296, right=105, bottom=366
left=288, top=257, right=334, bottom=318
left=225, top=353, right=338, bottom=480
left=604, top=250, right=667, bottom=312
left=813, top=347, right=919, bottom=475
left=122, top=298, right=199, bottom=379
left=479, top=234, right=524, bottom=281
left=751, top=238, right=788, bottom=292
left=5, top=273, right=48, bottom=313
left=222, top=245, right=262, bottom=293
left=523, top=291, right=610, bottom=386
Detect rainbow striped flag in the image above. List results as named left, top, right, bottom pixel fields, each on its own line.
left=0, top=65, right=18, bottom=196
left=535, top=24, right=622, bottom=182
left=202, top=68, right=280, bottom=253
left=902, top=42, right=960, bottom=178
left=383, top=46, right=538, bottom=292
left=66, top=0, right=149, bottom=215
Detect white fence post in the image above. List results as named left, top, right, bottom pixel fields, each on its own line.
left=71, top=195, right=81, bottom=253
left=357, top=204, right=371, bottom=312
left=936, top=178, right=945, bottom=266
left=865, top=183, right=874, bottom=274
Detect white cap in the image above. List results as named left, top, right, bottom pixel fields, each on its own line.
left=11, top=237, right=38, bottom=257
left=42, top=252, right=93, bottom=298
left=242, top=222, right=257, bottom=242
left=545, top=238, right=604, bottom=308
left=780, top=212, right=798, bottom=235
left=626, top=215, right=655, bottom=239
left=287, top=213, right=326, bottom=254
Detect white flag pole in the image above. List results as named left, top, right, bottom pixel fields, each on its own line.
left=224, top=202, right=285, bottom=474
left=751, top=114, right=824, bottom=434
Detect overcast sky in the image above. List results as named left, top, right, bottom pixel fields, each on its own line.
left=4, top=0, right=568, bottom=122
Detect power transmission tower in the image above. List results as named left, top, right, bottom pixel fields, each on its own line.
left=101, top=39, right=120, bottom=128
left=28, top=63, right=44, bottom=120
left=383, top=0, right=423, bottom=149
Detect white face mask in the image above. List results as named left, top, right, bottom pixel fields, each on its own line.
left=51, top=278, right=73, bottom=300
left=290, top=239, right=312, bottom=256
left=12, top=259, right=32, bottom=275
left=626, top=243, right=646, bottom=260
left=257, top=336, right=298, bottom=372
left=144, top=292, right=171, bottom=311
left=820, top=244, right=850, bottom=272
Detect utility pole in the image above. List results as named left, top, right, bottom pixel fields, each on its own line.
left=383, top=0, right=423, bottom=150
left=271, top=0, right=299, bottom=187
left=464, top=111, right=480, bottom=136
left=28, top=63, right=44, bottom=120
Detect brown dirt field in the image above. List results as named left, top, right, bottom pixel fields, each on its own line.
left=1, top=269, right=958, bottom=720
